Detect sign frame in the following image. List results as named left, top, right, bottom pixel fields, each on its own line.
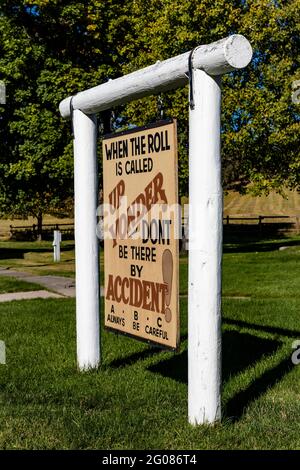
left=102, top=118, right=180, bottom=351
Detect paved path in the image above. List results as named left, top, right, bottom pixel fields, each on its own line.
left=0, top=290, right=63, bottom=302
left=0, top=268, right=104, bottom=302
left=0, top=268, right=75, bottom=300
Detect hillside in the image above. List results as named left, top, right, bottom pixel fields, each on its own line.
left=224, top=190, right=300, bottom=217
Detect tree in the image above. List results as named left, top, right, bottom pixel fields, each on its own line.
left=0, top=0, right=132, bottom=232
left=0, top=0, right=299, bottom=218
left=116, top=0, right=300, bottom=196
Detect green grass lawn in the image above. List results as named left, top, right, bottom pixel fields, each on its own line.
left=0, top=240, right=76, bottom=278
left=0, top=277, right=44, bottom=294
left=0, top=236, right=299, bottom=449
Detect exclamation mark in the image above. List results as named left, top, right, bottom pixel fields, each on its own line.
left=162, top=249, right=173, bottom=323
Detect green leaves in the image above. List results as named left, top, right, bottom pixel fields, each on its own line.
left=119, top=0, right=300, bottom=196
left=0, top=0, right=299, bottom=223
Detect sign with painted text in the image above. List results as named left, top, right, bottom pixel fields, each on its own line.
left=102, top=120, right=179, bottom=350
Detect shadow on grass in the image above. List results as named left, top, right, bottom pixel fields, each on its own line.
left=146, top=330, right=293, bottom=421
left=106, top=330, right=188, bottom=369
left=147, top=331, right=280, bottom=384
left=107, top=344, right=166, bottom=369
left=225, top=318, right=300, bottom=339
left=107, top=329, right=282, bottom=383
left=224, top=356, right=294, bottom=421
left=0, top=245, right=74, bottom=260
left=108, top=330, right=281, bottom=382
left=223, top=230, right=300, bottom=254
left=0, top=248, right=35, bottom=260
left=106, top=322, right=294, bottom=422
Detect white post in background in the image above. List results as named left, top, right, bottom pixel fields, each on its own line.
left=188, top=70, right=222, bottom=425
left=73, top=109, right=100, bottom=370
left=53, top=230, right=61, bottom=262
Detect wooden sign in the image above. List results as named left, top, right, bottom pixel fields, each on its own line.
left=102, top=120, right=179, bottom=350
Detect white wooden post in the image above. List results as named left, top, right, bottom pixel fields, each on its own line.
left=73, top=109, right=100, bottom=370
left=188, top=71, right=222, bottom=425
left=59, top=36, right=252, bottom=119
left=53, top=230, right=61, bottom=262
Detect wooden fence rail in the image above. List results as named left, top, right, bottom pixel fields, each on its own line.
left=7, top=215, right=300, bottom=241
left=9, top=223, right=74, bottom=240
left=223, top=215, right=293, bottom=225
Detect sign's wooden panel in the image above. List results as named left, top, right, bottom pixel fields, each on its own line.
left=102, top=120, right=179, bottom=350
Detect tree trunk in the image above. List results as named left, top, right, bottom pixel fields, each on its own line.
left=37, top=212, right=43, bottom=241
left=102, top=109, right=111, bottom=134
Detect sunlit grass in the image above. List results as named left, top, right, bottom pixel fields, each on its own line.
left=0, top=236, right=299, bottom=449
